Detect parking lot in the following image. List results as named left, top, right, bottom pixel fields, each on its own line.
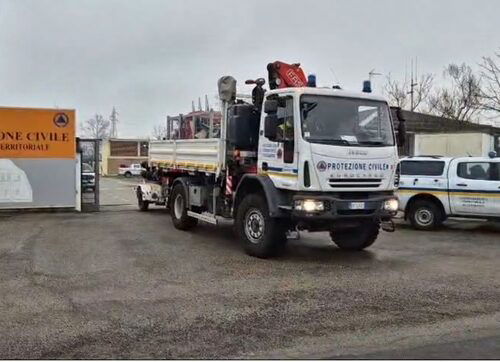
left=0, top=177, right=499, bottom=359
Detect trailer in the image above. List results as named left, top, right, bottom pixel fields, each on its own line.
left=136, top=62, right=404, bottom=258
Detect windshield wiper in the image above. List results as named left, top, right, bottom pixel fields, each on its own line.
left=358, top=140, right=387, bottom=146
left=306, top=138, right=353, bottom=146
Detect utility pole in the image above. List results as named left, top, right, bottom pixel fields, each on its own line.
left=109, top=106, right=118, bottom=138
left=368, top=68, right=382, bottom=89
left=368, top=69, right=382, bottom=82
left=408, top=57, right=418, bottom=111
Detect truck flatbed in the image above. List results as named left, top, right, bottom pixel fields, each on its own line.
left=149, top=138, right=223, bottom=174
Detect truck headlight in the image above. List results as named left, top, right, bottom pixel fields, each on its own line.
left=294, top=199, right=324, bottom=212
left=383, top=198, right=399, bottom=212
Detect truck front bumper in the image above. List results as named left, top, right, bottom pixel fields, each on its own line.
left=290, top=194, right=398, bottom=221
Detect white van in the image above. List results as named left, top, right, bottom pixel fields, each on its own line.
left=397, top=154, right=500, bottom=230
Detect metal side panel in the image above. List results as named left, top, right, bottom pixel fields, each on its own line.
left=149, top=139, right=222, bottom=173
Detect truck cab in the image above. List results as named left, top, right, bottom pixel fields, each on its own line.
left=255, top=88, right=400, bottom=224
left=398, top=155, right=500, bottom=229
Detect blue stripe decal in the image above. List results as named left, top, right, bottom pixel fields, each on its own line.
left=267, top=166, right=298, bottom=174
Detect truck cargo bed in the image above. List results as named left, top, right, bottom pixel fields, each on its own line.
left=149, top=139, right=223, bottom=174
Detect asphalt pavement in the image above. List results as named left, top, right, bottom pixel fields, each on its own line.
left=0, top=177, right=499, bottom=359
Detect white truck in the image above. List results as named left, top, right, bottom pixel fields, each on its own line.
left=398, top=154, right=500, bottom=230
left=136, top=64, right=403, bottom=257
left=119, top=163, right=145, bottom=177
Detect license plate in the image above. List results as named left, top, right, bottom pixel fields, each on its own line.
left=349, top=202, right=365, bottom=210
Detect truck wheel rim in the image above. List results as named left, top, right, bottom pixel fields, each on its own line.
left=174, top=194, right=184, bottom=219
left=416, top=208, right=433, bottom=226
left=245, top=209, right=265, bottom=243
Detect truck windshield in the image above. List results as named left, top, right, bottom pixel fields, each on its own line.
left=300, top=95, right=394, bottom=146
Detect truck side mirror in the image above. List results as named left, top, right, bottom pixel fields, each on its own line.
left=393, top=107, right=406, bottom=147
left=264, top=99, right=278, bottom=114
left=264, top=114, right=278, bottom=141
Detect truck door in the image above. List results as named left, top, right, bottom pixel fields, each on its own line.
left=449, top=159, right=500, bottom=216
left=258, top=95, right=299, bottom=190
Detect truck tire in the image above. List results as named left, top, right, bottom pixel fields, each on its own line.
left=137, top=189, right=149, bottom=211
left=124, top=171, right=132, bottom=178
left=408, top=200, right=443, bottom=230
left=236, top=194, right=287, bottom=258
left=170, top=183, right=198, bottom=230
left=330, top=221, right=379, bottom=250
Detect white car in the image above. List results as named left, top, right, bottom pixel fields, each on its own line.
left=118, top=163, right=145, bottom=177
left=397, top=154, right=500, bottom=230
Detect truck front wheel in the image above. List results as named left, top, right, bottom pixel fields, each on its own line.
left=170, top=183, right=198, bottom=230
left=330, top=221, right=379, bottom=250
left=236, top=194, right=287, bottom=258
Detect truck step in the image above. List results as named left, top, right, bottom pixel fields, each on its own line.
left=187, top=211, right=218, bottom=225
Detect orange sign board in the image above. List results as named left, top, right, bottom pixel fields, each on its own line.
left=0, top=107, right=76, bottom=159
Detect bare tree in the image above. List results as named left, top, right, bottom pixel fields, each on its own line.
left=151, top=123, right=166, bottom=140
left=81, top=114, right=110, bottom=139
left=383, top=73, right=434, bottom=111
left=480, top=50, right=500, bottom=113
left=428, top=63, right=482, bottom=121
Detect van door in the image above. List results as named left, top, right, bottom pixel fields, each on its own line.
left=449, top=159, right=500, bottom=216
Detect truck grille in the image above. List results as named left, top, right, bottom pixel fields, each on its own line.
left=328, top=178, right=382, bottom=188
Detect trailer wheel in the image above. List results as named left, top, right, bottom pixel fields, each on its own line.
left=137, top=189, right=149, bottom=211
left=408, top=199, right=443, bottom=230
left=236, top=194, right=287, bottom=258
left=170, top=183, right=198, bottom=230
left=330, top=221, right=379, bottom=250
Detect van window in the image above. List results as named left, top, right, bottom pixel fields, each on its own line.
left=457, top=162, right=497, bottom=181
left=400, top=160, right=445, bottom=176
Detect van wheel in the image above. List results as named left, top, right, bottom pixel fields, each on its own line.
left=170, top=183, right=198, bottom=230
left=408, top=200, right=443, bottom=230
left=330, top=221, right=379, bottom=250
left=236, top=194, right=287, bottom=258
left=137, top=190, right=149, bottom=211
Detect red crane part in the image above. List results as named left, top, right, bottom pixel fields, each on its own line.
left=267, top=61, right=307, bottom=89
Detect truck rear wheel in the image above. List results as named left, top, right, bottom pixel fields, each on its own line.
left=170, top=183, right=198, bottom=230
left=330, top=221, right=379, bottom=250
left=236, top=194, right=287, bottom=258
left=408, top=200, right=443, bottom=230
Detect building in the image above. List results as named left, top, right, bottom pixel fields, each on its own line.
left=396, top=110, right=500, bottom=157
left=101, top=138, right=149, bottom=176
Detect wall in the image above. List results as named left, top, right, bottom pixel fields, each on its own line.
left=101, top=139, right=149, bottom=176
left=414, top=132, right=493, bottom=157
left=0, top=107, right=76, bottom=209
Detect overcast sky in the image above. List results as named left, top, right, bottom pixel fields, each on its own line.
left=1, top=0, right=499, bottom=137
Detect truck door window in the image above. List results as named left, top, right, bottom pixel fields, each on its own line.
left=494, top=163, right=500, bottom=181
left=276, top=97, right=294, bottom=163
left=276, top=97, right=294, bottom=142
left=457, top=162, right=492, bottom=180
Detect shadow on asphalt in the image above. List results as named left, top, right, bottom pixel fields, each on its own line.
left=149, top=210, right=379, bottom=264
left=397, top=220, right=500, bottom=234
